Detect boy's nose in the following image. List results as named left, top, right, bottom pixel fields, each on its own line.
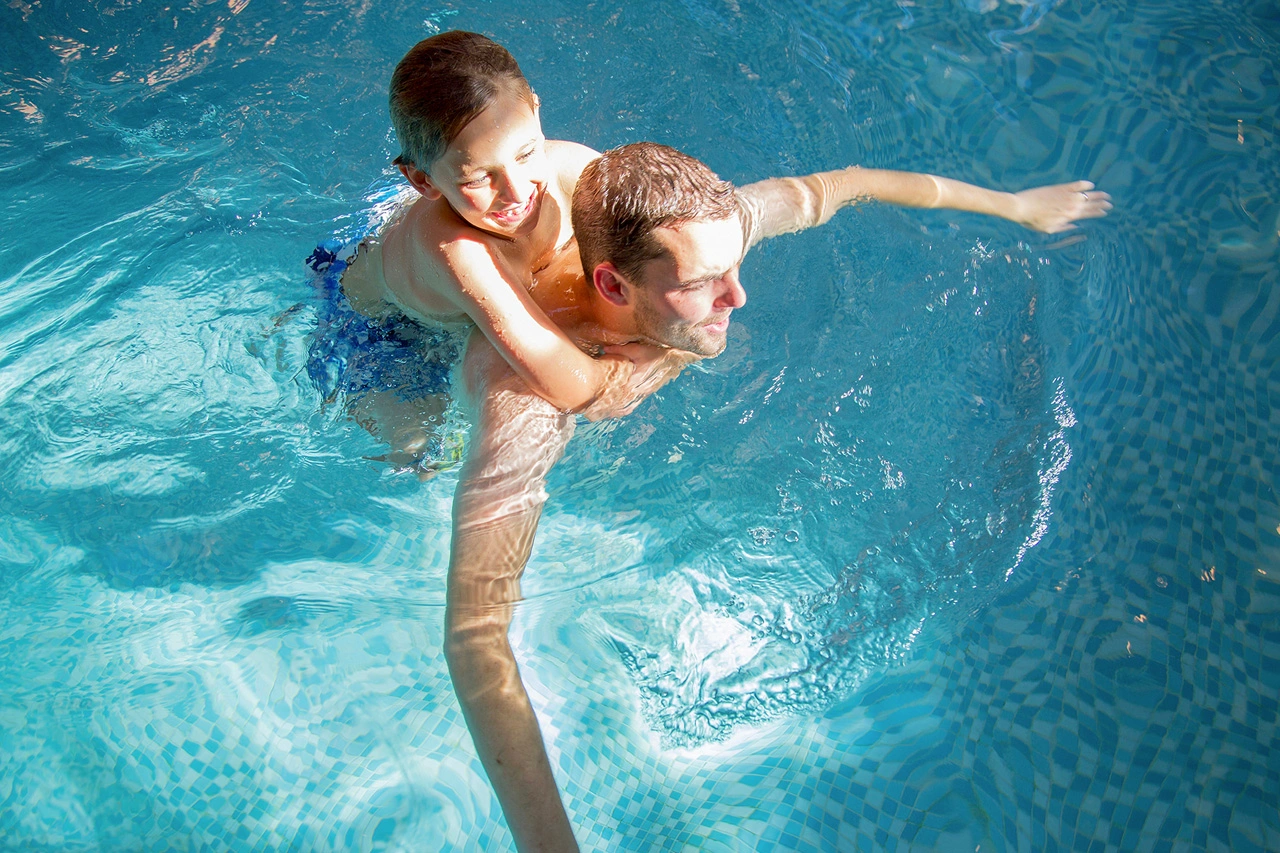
left=495, top=167, right=536, bottom=205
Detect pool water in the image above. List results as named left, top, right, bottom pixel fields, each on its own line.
left=2, top=0, right=1277, bottom=850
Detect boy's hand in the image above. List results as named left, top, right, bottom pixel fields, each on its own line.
left=1013, top=180, right=1112, bottom=234
left=579, top=343, right=702, bottom=420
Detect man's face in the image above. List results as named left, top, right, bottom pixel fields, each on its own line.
left=629, top=216, right=747, bottom=357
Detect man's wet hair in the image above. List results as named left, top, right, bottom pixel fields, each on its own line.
left=572, top=142, right=739, bottom=282
left=389, top=31, right=537, bottom=171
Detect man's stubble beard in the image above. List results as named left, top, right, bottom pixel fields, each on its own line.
left=632, top=296, right=727, bottom=359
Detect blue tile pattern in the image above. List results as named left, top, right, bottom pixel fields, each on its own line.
left=3, top=476, right=1277, bottom=851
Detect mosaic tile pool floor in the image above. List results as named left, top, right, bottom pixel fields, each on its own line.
left=4, top=469, right=1277, bottom=851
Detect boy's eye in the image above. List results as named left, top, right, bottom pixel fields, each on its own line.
left=461, top=176, right=488, bottom=189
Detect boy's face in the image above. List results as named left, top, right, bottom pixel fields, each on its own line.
left=628, top=215, right=748, bottom=357
left=422, top=87, right=550, bottom=238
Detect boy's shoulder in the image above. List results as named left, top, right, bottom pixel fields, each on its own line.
left=546, top=140, right=601, bottom=192
left=397, top=196, right=493, bottom=257
left=383, top=199, right=507, bottom=306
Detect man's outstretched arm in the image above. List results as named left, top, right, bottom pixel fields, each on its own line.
left=737, top=167, right=1113, bottom=247
left=446, top=330, right=581, bottom=853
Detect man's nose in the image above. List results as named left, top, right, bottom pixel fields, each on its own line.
left=717, top=270, right=747, bottom=309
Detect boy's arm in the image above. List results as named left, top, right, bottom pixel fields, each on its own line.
left=443, top=237, right=640, bottom=418
left=446, top=244, right=698, bottom=421
left=737, top=167, right=1112, bottom=247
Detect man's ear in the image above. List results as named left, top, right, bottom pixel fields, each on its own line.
left=592, top=263, right=632, bottom=307
left=399, top=162, right=443, bottom=200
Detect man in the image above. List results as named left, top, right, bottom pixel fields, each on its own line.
left=441, top=142, right=1110, bottom=851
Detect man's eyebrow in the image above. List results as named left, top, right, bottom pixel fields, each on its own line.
left=685, top=245, right=747, bottom=284
left=684, top=269, right=730, bottom=285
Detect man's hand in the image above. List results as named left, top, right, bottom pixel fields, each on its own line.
left=1012, top=180, right=1113, bottom=234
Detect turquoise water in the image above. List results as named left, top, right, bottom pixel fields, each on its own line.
left=2, top=0, right=1277, bottom=850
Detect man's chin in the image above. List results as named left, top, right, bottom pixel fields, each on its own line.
left=687, top=334, right=727, bottom=358
left=698, top=324, right=731, bottom=357
left=637, top=317, right=730, bottom=358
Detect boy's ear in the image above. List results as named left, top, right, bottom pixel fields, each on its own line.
left=592, top=263, right=632, bottom=307
left=399, top=163, right=442, bottom=200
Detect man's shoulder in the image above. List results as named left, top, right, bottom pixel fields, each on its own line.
left=732, top=183, right=767, bottom=250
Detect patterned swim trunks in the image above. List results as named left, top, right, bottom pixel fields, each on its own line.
left=304, top=238, right=462, bottom=404
left=303, top=235, right=468, bottom=474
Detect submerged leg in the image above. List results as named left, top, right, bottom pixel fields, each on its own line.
left=349, top=389, right=452, bottom=477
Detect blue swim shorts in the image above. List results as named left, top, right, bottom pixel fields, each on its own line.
left=304, top=238, right=462, bottom=404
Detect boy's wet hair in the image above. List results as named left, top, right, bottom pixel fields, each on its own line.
left=389, top=31, right=537, bottom=171
left=572, top=142, right=739, bottom=282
